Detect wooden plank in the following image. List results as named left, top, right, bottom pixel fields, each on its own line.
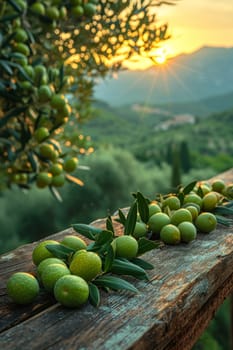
left=0, top=168, right=232, bottom=349
left=0, top=223, right=233, bottom=349
left=163, top=270, right=233, bottom=350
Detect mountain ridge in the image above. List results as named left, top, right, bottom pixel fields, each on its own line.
left=94, top=46, right=233, bottom=107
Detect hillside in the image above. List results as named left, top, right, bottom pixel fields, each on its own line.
left=147, top=90, right=233, bottom=117
left=94, top=46, right=233, bottom=106
left=82, top=99, right=233, bottom=172
left=85, top=90, right=233, bottom=144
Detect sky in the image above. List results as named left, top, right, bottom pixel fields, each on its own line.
left=125, top=0, right=233, bottom=69
left=159, top=0, right=233, bottom=55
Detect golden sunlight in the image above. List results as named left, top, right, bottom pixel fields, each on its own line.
left=153, top=47, right=169, bottom=65
left=154, top=54, right=166, bottom=65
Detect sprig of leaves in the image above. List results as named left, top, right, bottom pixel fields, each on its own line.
left=46, top=208, right=159, bottom=307
left=93, top=275, right=138, bottom=294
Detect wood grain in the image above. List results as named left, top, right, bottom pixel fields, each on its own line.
left=0, top=168, right=233, bottom=350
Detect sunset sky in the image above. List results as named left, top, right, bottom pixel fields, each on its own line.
left=159, top=0, right=233, bottom=55
left=126, top=0, right=233, bottom=69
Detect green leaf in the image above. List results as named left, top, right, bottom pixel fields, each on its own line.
left=214, top=206, right=233, bottom=215
left=45, top=244, right=75, bottom=260
left=19, top=119, right=31, bottom=147
left=94, top=275, right=138, bottom=293
left=177, top=191, right=185, bottom=205
left=136, top=191, right=149, bottom=223
left=137, top=237, right=160, bottom=256
left=25, top=27, right=35, bottom=44
left=87, top=231, right=113, bottom=256
left=224, top=200, right=233, bottom=208
left=118, top=208, right=126, bottom=225
left=88, top=283, right=101, bottom=307
left=110, top=258, right=149, bottom=280
left=86, top=242, right=96, bottom=251
left=182, top=181, right=197, bottom=195
left=0, top=60, right=13, bottom=75
left=72, top=223, right=102, bottom=241
left=9, top=52, right=26, bottom=59
left=95, top=230, right=114, bottom=245
left=216, top=215, right=233, bottom=227
left=0, top=13, right=19, bottom=23
left=106, top=215, right=114, bottom=233
left=104, top=244, right=115, bottom=273
left=124, top=200, right=137, bottom=235
left=0, top=106, right=27, bottom=128
left=196, top=186, right=204, bottom=198
left=130, top=257, right=154, bottom=270
left=28, top=151, right=39, bottom=172
left=59, top=64, right=65, bottom=90
left=7, top=0, right=23, bottom=13
left=0, top=137, right=12, bottom=146
left=9, top=62, right=33, bottom=82
left=0, top=87, right=20, bottom=101
left=2, top=32, right=17, bottom=47
left=49, top=186, right=63, bottom=203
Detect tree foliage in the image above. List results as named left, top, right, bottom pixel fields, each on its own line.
left=0, top=0, right=172, bottom=193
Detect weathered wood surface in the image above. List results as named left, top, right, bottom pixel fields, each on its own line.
left=0, top=169, right=233, bottom=350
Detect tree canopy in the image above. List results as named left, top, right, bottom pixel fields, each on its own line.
left=0, top=0, right=172, bottom=195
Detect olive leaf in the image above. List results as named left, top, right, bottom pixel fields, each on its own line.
left=59, top=64, right=65, bottom=90
left=88, top=282, right=101, bottom=307
left=196, top=186, right=204, bottom=198
left=93, top=275, right=138, bottom=293
left=136, top=191, right=149, bottom=224
left=224, top=200, right=233, bottom=208
left=130, top=257, right=154, bottom=270
left=0, top=13, right=19, bottom=23
left=103, top=244, right=115, bottom=273
left=72, top=223, right=102, bottom=240
left=118, top=208, right=126, bottom=225
left=0, top=60, right=13, bottom=75
left=9, top=62, right=33, bottom=82
left=137, top=237, right=160, bottom=256
left=110, top=258, right=149, bottom=280
left=87, top=234, right=114, bottom=257
left=182, top=181, right=197, bottom=195
left=95, top=230, right=114, bottom=246
left=214, top=206, right=233, bottom=215
left=106, top=215, right=114, bottom=233
left=215, top=215, right=233, bottom=227
left=0, top=106, right=27, bottom=127
left=49, top=186, right=63, bottom=203
left=28, top=151, right=39, bottom=172
left=45, top=244, right=75, bottom=260
left=124, top=200, right=137, bottom=235
left=177, top=191, right=185, bottom=205
left=7, top=0, right=23, bottom=13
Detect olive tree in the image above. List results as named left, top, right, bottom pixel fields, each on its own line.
left=0, top=0, right=173, bottom=196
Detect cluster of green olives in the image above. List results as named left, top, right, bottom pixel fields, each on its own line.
left=0, top=0, right=98, bottom=190
left=131, top=179, right=232, bottom=245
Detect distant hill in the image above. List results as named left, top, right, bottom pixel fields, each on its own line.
left=94, top=46, right=233, bottom=107
left=82, top=101, right=233, bottom=171
left=83, top=88, right=233, bottom=149
left=148, top=90, right=233, bottom=117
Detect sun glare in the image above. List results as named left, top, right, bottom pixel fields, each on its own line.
left=155, top=54, right=167, bottom=65
left=153, top=47, right=169, bottom=65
